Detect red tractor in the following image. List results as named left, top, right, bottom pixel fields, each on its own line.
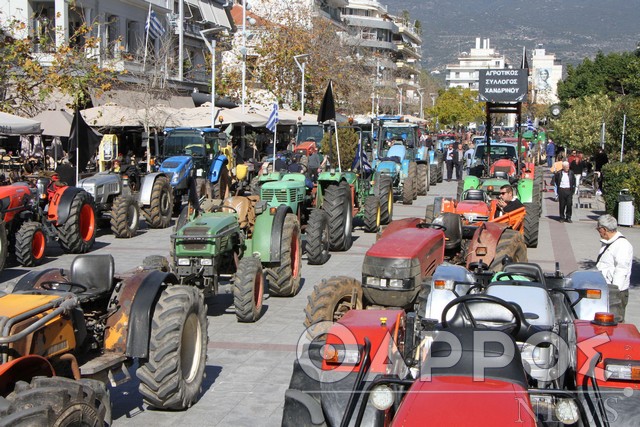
left=303, top=214, right=527, bottom=326
left=0, top=173, right=96, bottom=271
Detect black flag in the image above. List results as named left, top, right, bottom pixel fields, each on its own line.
left=69, top=109, right=102, bottom=173
left=317, top=80, right=336, bottom=123
left=520, top=46, right=529, bottom=70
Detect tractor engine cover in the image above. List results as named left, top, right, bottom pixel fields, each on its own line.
left=362, top=227, right=444, bottom=307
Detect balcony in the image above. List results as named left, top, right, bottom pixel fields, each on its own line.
left=396, top=43, right=422, bottom=60
left=343, top=16, right=398, bottom=32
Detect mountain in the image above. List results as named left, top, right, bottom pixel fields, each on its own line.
left=383, top=0, right=640, bottom=72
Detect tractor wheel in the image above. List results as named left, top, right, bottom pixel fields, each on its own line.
left=0, top=222, right=7, bottom=272
left=267, top=214, right=302, bottom=297
left=374, top=174, right=394, bottom=225
left=137, top=285, right=208, bottom=409
left=58, top=190, right=96, bottom=254
left=402, top=171, right=415, bottom=205
left=145, top=176, right=172, bottom=229
left=417, top=164, right=428, bottom=196
left=409, top=162, right=418, bottom=200
left=110, top=195, right=140, bottom=238
left=306, top=209, right=330, bottom=265
left=429, top=164, right=438, bottom=186
left=456, top=179, right=464, bottom=200
left=437, top=163, right=444, bottom=183
left=233, top=256, right=265, bottom=322
left=323, top=184, right=352, bottom=251
left=209, top=167, right=230, bottom=199
left=533, top=168, right=543, bottom=210
left=303, top=276, right=363, bottom=328
left=425, top=203, right=435, bottom=223
left=523, top=202, right=540, bottom=248
left=363, top=195, right=381, bottom=233
left=0, top=376, right=110, bottom=427
left=489, top=229, right=528, bottom=272
left=15, top=221, right=46, bottom=267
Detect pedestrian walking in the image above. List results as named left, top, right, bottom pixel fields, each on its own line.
left=552, top=161, right=576, bottom=222
left=569, top=153, right=585, bottom=195
left=546, top=139, right=555, bottom=168
left=464, top=144, right=474, bottom=175
left=550, top=154, right=564, bottom=201
left=445, top=144, right=455, bottom=181
left=595, top=214, right=634, bottom=322
left=454, top=145, right=465, bottom=180
left=592, top=148, right=609, bottom=195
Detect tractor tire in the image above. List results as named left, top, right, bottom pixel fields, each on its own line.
left=533, top=167, right=543, bottom=210
left=110, top=195, right=140, bottom=238
left=58, top=190, right=96, bottom=254
left=437, top=163, right=444, bottom=183
left=305, top=209, right=330, bottom=265
left=523, top=202, right=540, bottom=248
left=417, top=164, right=428, bottom=196
left=142, top=255, right=171, bottom=272
left=374, top=174, right=394, bottom=225
left=489, top=229, right=528, bottom=272
left=0, top=222, right=7, bottom=273
left=233, top=256, right=265, bottom=322
left=267, top=214, right=302, bottom=297
left=363, top=195, right=381, bottom=233
left=323, top=184, right=352, bottom=252
left=15, top=221, right=46, bottom=267
left=137, top=285, right=208, bottom=409
left=0, top=376, right=110, bottom=427
left=425, top=203, right=435, bottom=223
left=429, top=164, right=438, bottom=186
left=456, top=179, right=464, bottom=200
left=303, top=276, right=363, bottom=329
left=409, top=162, right=418, bottom=200
left=402, top=171, right=414, bottom=205
left=209, top=167, right=230, bottom=199
left=144, top=176, right=172, bottom=229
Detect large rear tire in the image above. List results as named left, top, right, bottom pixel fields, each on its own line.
left=402, top=170, right=415, bottom=205
left=489, top=229, right=528, bottom=271
left=306, top=209, right=330, bottom=265
left=303, top=276, right=363, bottom=330
left=58, top=190, right=96, bottom=254
left=417, top=164, right=428, bottom=196
left=409, top=162, right=418, bottom=200
left=15, top=221, right=46, bottom=267
left=363, top=195, right=381, bottom=233
left=110, top=195, right=140, bottom=238
left=374, top=174, right=393, bottom=225
left=523, top=202, right=540, bottom=248
left=144, top=176, right=172, bottom=229
left=323, top=184, right=352, bottom=251
left=267, top=214, right=302, bottom=297
left=0, top=376, right=110, bottom=427
left=429, top=164, right=438, bottom=186
left=233, top=256, right=265, bottom=322
left=137, top=285, right=208, bottom=409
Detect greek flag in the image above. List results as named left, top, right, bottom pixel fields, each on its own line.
left=266, top=103, right=278, bottom=132
left=351, top=141, right=371, bottom=173
left=527, top=118, right=535, bottom=131
left=146, top=10, right=165, bottom=39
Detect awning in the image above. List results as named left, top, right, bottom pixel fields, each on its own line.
left=91, top=90, right=195, bottom=109
left=0, top=111, right=41, bottom=135
left=81, top=105, right=141, bottom=127
left=32, top=110, right=73, bottom=137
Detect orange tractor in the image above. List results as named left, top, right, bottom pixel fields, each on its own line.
left=0, top=172, right=96, bottom=271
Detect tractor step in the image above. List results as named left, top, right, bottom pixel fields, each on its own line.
left=80, top=353, right=127, bottom=376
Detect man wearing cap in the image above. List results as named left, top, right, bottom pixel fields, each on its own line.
left=552, top=161, right=576, bottom=222
left=596, top=214, right=634, bottom=322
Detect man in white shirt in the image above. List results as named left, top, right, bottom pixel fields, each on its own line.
left=552, top=161, right=575, bottom=222
left=464, top=144, right=474, bottom=175
left=596, top=214, right=634, bottom=322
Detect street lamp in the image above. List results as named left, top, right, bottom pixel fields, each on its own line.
left=417, top=88, right=424, bottom=119
left=294, top=54, right=309, bottom=117
left=398, top=88, right=403, bottom=115
left=200, top=27, right=226, bottom=128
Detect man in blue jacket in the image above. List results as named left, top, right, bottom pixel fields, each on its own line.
left=546, top=139, right=555, bottom=167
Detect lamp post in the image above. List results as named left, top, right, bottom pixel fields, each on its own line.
left=398, top=88, right=403, bottom=115
left=294, top=54, right=309, bottom=117
left=417, top=88, right=424, bottom=119
left=200, top=27, right=226, bottom=128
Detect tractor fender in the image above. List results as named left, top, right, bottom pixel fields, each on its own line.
left=463, top=175, right=481, bottom=192
left=250, top=205, right=291, bottom=263
left=317, top=171, right=341, bottom=185
left=416, top=146, right=428, bottom=162
left=48, top=186, right=84, bottom=226
left=516, top=178, right=534, bottom=204
left=466, top=222, right=510, bottom=268
left=0, top=355, right=55, bottom=396
left=208, top=154, right=229, bottom=184
left=138, top=172, right=168, bottom=206
left=104, top=269, right=179, bottom=358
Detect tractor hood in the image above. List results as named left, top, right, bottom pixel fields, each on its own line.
left=174, top=212, right=240, bottom=257
left=261, top=178, right=306, bottom=207
left=160, top=156, right=193, bottom=187
left=376, top=160, right=401, bottom=175
left=0, top=294, right=62, bottom=319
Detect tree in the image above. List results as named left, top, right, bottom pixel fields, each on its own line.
left=319, top=126, right=359, bottom=171
left=428, top=87, right=483, bottom=128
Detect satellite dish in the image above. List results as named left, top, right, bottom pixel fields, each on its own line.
left=550, top=104, right=562, bottom=118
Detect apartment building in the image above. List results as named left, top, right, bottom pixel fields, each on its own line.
left=531, top=45, right=562, bottom=104
left=445, top=37, right=506, bottom=90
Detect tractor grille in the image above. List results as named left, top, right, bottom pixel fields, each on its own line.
left=262, top=188, right=303, bottom=204
left=181, top=227, right=210, bottom=251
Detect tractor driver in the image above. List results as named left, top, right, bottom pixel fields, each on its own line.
left=496, top=184, right=524, bottom=216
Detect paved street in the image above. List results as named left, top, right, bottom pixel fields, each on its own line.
left=1, top=175, right=639, bottom=426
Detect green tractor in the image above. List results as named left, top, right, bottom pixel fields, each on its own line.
left=168, top=196, right=301, bottom=323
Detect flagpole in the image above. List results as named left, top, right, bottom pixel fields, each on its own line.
left=143, top=3, right=151, bottom=72
left=75, top=110, right=79, bottom=185
left=272, top=123, right=277, bottom=172
left=334, top=121, right=341, bottom=173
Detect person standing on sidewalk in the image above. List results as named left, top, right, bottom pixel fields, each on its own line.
left=546, top=139, right=555, bottom=167
left=596, top=214, right=634, bottom=322
left=454, top=144, right=465, bottom=180
left=553, top=161, right=576, bottom=222
left=570, top=153, right=585, bottom=195
left=445, top=143, right=455, bottom=181
left=550, top=154, right=564, bottom=202
left=464, top=143, right=474, bottom=175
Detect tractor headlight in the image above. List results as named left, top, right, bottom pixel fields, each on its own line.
left=369, top=385, right=395, bottom=411
left=388, top=279, right=404, bottom=288
left=171, top=173, right=179, bottom=184
left=177, top=258, right=191, bottom=266
left=83, top=184, right=96, bottom=197
left=554, top=399, right=579, bottom=425
left=200, top=258, right=213, bottom=266
left=365, top=276, right=381, bottom=287
left=605, top=360, right=640, bottom=381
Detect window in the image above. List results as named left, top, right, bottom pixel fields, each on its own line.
left=106, top=15, right=119, bottom=58
left=126, top=21, right=140, bottom=57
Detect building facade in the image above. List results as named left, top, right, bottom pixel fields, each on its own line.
left=445, top=37, right=506, bottom=90
left=530, top=45, right=562, bottom=105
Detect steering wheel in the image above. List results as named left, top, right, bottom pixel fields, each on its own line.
left=468, top=261, right=489, bottom=271
left=211, top=205, right=238, bottom=213
left=417, top=222, right=447, bottom=231
left=493, top=271, right=540, bottom=283
left=40, top=281, right=88, bottom=293
left=441, top=294, right=522, bottom=338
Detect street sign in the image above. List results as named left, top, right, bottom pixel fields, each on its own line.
left=478, top=69, right=528, bottom=103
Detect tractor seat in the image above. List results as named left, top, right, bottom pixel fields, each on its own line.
left=70, top=254, right=115, bottom=299
left=434, top=212, right=462, bottom=250
left=463, top=189, right=485, bottom=201
left=222, top=195, right=259, bottom=230
left=503, top=263, right=547, bottom=288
